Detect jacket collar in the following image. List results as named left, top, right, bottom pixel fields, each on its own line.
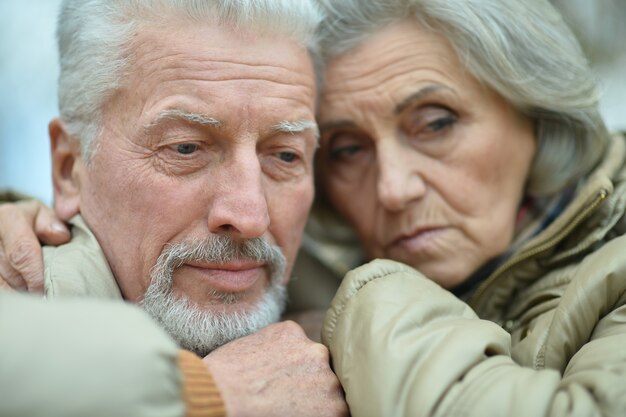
left=43, top=215, right=122, bottom=300
left=470, top=133, right=626, bottom=320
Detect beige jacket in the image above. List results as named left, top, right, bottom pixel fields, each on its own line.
left=42, top=215, right=122, bottom=299
left=322, top=134, right=626, bottom=417
left=0, top=216, right=224, bottom=417
left=0, top=292, right=190, bottom=417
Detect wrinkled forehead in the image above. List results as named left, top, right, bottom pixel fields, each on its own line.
left=127, top=18, right=316, bottom=88
left=111, top=23, right=311, bottom=106
left=326, top=20, right=458, bottom=84
left=96, top=20, right=318, bottom=142
left=319, top=19, right=466, bottom=118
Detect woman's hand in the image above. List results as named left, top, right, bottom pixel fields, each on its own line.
left=0, top=200, right=70, bottom=292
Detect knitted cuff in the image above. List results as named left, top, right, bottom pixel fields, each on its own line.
left=178, top=350, right=227, bottom=417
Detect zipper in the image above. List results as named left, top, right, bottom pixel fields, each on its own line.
left=469, top=189, right=609, bottom=310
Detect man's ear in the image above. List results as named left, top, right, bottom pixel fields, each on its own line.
left=49, top=118, right=84, bottom=221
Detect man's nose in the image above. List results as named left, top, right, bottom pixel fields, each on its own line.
left=376, top=144, right=426, bottom=212
left=207, top=153, right=270, bottom=239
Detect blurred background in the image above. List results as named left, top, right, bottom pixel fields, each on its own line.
left=1, top=0, right=61, bottom=204
left=1, top=0, right=625, bottom=205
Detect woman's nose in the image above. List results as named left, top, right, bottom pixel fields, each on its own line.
left=376, top=147, right=426, bottom=212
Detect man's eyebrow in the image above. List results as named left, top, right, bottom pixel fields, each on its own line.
left=144, top=109, right=222, bottom=130
left=394, top=84, right=454, bottom=115
left=272, top=119, right=320, bottom=140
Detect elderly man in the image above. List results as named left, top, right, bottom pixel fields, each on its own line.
left=0, top=0, right=347, bottom=416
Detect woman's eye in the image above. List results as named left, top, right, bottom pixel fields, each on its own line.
left=405, top=106, right=458, bottom=139
left=323, top=130, right=366, bottom=161
left=329, top=144, right=362, bottom=160
left=425, top=116, right=456, bottom=132
left=175, top=143, right=199, bottom=155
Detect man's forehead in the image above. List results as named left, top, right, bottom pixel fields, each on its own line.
left=130, top=20, right=315, bottom=82
left=119, top=22, right=316, bottom=113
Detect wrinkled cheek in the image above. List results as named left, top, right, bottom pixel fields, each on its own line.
left=363, top=233, right=386, bottom=261
left=325, top=182, right=357, bottom=222
left=346, top=208, right=380, bottom=260
left=79, top=172, right=122, bottom=228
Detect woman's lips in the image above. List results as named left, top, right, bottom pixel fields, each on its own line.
left=389, top=227, right=446, bottom=254
left=182, top=262, right=265, bottom=293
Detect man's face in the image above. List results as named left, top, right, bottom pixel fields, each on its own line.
left=72, top=21, right=317, bottom=315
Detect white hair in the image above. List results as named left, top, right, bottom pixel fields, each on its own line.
left=316, top=0, right=611, bottom=196
left=142, top=234, right=287, bottom=356
left=56, top=0, right=323, bottom=161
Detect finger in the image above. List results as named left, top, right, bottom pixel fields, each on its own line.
left=3, top=238, right=44, bottom=292
left=0, top=203, right=45, bottom=293
left=309, top=342, right=331, bottom=363
left=0, top=248, right=28, bottom=291
left=277, top=319, right=308, bottom=337
left=0, top=274, right=16, bottom=292
left=34, top=205, right=70, bottom=246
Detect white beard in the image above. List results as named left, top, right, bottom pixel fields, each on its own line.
left=141, top=235, right=287, bottom=356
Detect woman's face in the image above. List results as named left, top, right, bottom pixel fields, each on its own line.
left=318, top=19, right=537, bottom=289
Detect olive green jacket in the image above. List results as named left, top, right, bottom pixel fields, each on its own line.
left=322, top=134, right=626, bottom=417
left=0, top=189, right=32, bottom=203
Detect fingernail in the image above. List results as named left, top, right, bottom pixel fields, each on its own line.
left=51, top=222, right=69, bottom=234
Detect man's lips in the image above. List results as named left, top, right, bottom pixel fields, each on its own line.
left=182, top=261, right=266, bottom=293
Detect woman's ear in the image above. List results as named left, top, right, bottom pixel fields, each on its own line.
left=49, top=118, right=84, bottom=221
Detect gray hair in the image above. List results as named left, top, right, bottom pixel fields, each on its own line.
left=316, top=0, right=610, bottom=196
left=57, top=0, right=323, bottom=161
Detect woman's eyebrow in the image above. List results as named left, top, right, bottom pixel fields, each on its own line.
left=394, top=84, right=454, bottom=115
left=318, top=120, right=357, bottom=132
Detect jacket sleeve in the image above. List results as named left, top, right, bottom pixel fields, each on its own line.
left=0, top=293, right=225, bottom=417
left=0, top=189, right=32, bottom=203
left=322, top=259, right=626, bottom=417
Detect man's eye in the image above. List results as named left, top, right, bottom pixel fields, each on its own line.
left=175, top=143, right=199, bottom=155
left=278, top=151, right=297, bottom=163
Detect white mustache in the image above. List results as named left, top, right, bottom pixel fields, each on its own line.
left=154, top=235, right=286, bottom=286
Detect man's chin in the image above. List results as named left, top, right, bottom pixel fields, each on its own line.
left=142, top=283, right=287, bottom=356
left=172, top=285, right=265, bottom=312
left=187, top=297, right=267, bottom=317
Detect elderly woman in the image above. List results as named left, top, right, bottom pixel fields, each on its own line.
left=2, top=0, right=626, bottom=415
left=307, top=0, right=626, bottom=415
